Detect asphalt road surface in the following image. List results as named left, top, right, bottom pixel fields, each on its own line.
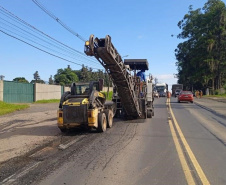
left=1, top=98, right=226, bottom=185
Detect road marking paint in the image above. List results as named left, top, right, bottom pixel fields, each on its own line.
left=169, top=119, right=195, bottom=185
left=168, top=98, right=210, bottom=185
left=2, top=161, right=41, bottom=185
left=58, top=135, right=86, bottom=150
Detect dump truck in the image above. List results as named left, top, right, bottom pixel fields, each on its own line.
left=57, top=34, right=154, bottom=132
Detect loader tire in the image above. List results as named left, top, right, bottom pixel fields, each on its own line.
left=59, top=127, right=67, bottom=133
left=147, top=110, right=152, bottom=118
left=59, top=91, right=70, bottom=108
left=104, top=110, right=113, bottom=128
left=97, top=112, right=107, bottom=132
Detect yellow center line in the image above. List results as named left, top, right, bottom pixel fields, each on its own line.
left=167, top=98, right=210, bottom=185
left=168, top=119, right=195, bottom=184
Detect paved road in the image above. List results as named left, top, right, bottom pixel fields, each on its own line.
left=1, top=98, right=226, bottom=185
left=170, top=97, right=226, bottom=184
left=37, top=98, right=186, bottom=185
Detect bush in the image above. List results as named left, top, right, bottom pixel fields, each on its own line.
left=214, top=90, right=219, bottom=95
left=223, top=84, right=226, bottom=92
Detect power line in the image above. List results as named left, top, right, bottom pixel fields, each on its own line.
left=0, top=6, right=103, bottom=70
left=0, top=15, right=101, bottom=66
left=32, top=0, right=86, bottom=42
left=0, top=7, right=100, bottom=65
left=0, top=29, right=102, bottom=69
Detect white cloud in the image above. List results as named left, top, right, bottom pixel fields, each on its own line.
left=153, top=74, right=178, bottom=92
left=155, top=74, right=175, bottom=81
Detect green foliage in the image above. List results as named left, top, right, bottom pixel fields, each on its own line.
left=34, top=99, right=60, bottom=103
left=49, top=75, right=54, bottom=84
left=54, top=67, right=79, bottom=86
left=33, top=71, right=40, bottom=81
left=0, top=101, right=29, bottom=116
left=214, top=89, right=220, bottom=95
left=54, top=65, right=112, bottom=87
left=175, top=0, right=226, bottom=91
left=223, top=84, right=226, bottom=91
left=31, top=71, right=45, bottom=84
left=30, top=79, right=45, bottom=84
left=13, top=77, right=29, bottom=83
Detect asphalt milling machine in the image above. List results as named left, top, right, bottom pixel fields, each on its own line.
left=57, top=35, right=154, bottom=132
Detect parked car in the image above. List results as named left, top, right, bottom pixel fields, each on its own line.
left=175, top=89, right=182, bottom=97
left=178, top=91, right=194, bottom=103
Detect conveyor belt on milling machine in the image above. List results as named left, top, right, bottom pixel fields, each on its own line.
left=85, top=35, right=141, bottom=117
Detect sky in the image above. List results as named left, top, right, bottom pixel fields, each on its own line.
left=0, top=0, right=210, bottom=90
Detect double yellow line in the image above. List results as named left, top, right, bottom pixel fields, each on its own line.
left=167, top=98, right=210, bottom=185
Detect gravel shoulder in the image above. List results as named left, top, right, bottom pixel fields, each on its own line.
left=0, top=103, right=60, bottom=163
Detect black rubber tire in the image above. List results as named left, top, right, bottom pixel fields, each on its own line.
left=104, top=110, right=113, bottom=128
left=97, top=112, right=107, bottom=132
left=147, top=110, right=152, bottom=118
left=152, top=110, right=154, bottom=117
left=59, top=128, right=67, bottom=133
left=191, top=101, right=193, bottom=103
left=178, top=100, right=180, bottom=103
left=59, top=91, right=70, bottom=108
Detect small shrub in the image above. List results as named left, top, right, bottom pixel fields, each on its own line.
left=223, top=84, right=226, bottom=92
left=214, top=90, right=219, bottom=95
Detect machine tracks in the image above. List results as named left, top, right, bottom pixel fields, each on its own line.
left=0, top=120, right=139, bottom=185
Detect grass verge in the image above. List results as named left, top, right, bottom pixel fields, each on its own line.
left=34, top=99, right=60, bottom=103
left=204, top=94, right=226, bottom=98
left=0, top=101, right=29, bottom=116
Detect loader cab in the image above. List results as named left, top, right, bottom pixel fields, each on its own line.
left=71, top=79, right=104, bottom=96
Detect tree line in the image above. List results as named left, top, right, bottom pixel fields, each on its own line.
left=175, top=0, right=226, bottom=93
left=13, top=65, right=111, bottom=87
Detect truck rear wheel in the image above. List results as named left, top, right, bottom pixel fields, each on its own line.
left=97, top=112, right=107, bottom=132
left=104, top=110, right=113, bottom=128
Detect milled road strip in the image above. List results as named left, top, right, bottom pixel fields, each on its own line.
left=167, top=98, right=210, bottom=185
left=2, top=162, right=41, bottom=185
left=58, top=135, right=86, bottom=150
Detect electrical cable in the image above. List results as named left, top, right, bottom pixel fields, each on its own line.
left=0, top=7, right=100, bottom=65
left=0, top=29, right=103, bottom=69
left=32, top=0, right=86, bottom=42
left=0, top=15, right=101, bottom=67
left=0, top=6, right=103, bottom=70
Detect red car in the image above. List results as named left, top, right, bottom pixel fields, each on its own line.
left=177, top=91, right=194, bottom=103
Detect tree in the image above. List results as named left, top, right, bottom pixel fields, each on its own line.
left=31, top=71, right=45, bottom=84
left=175, top=0, right=226, bottom=91
left=54, top=67, right=79, bottom=86
left=154, top=77, right=158, bottom=85
left=80, top=65, right=91, bottom=82
left=33, top=71, right=40, bottom=81
left=13, top=77, right=29, bottom=83
left=49, top=75, right=54, bottom=85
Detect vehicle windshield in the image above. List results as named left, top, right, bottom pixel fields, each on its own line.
left=156, top=86, right=165, bottom=92
left=176, top=89, right=181, bottom=92
left=76, top=84, right=90, bottom=95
